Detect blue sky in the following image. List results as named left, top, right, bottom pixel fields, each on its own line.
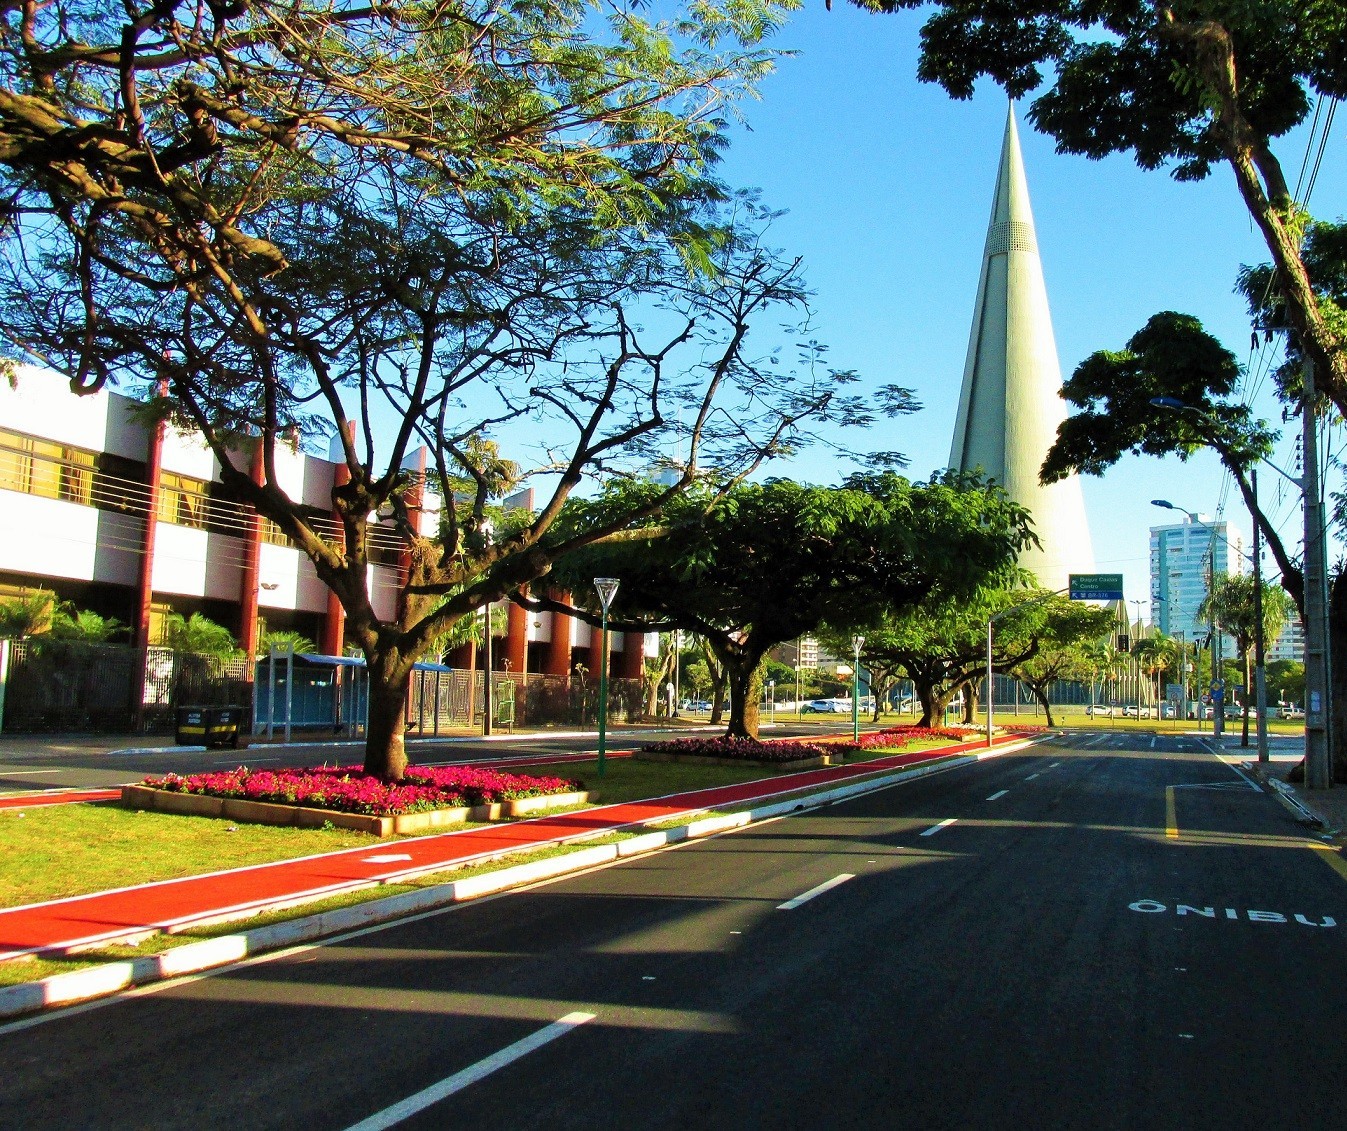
left=711, top=3, right=1344, bottom=618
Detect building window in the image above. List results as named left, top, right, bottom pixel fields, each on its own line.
left=157, top=471, right=210, bottom=529
left=0, top=428, right=96, bottom=505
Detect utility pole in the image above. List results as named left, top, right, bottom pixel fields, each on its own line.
left=1252, top=469, right=1269, bottom=762
left=1209, top=549, right=1224, bottom=738
left=1303, top=358, right=1333, bottom=789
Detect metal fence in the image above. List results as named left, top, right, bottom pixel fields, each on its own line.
left=404, top=670, right=646, bottom=734
left=0, top=638, right=251, bottom=733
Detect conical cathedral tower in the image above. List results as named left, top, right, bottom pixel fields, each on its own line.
left=949, top=105, right=1095, bottom=590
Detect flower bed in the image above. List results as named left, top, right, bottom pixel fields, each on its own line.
left=811, top=725, right=974, bottom=753
left=139, top=763, right=584, bottom=817
left=638, top=736, right=838, bottom=765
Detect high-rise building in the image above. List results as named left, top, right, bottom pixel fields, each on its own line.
left=1269, top=619, right=1305, bottom=663
left=948, top=105, right=1095, bottom=591
left=1149, top=514, right=1246, bottom=650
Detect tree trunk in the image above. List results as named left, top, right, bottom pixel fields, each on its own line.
left=723, top=653, right=763, bottom=739
left=703, top=642, right=728, bottom=728
left=1023, top=682, right=1055, bottom=727
left=962, top=680, right=977, bottom=725
left=364, top=653, right=413, bottom=780
left=915, top=680, right=954, bottom=729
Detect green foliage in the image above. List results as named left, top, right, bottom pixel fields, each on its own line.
left=162, top=613, right=240, bottom=658
left=0, top=591, right=57, bottom=639
left=1199, top=575, right=1292, bottom=662
left=259, top=630, right=317, bottom=656
left=49, top=608, right=126, bottom=643
left=1041, top=312, right=1276, bottom=484
left=852, top=1, right=1345, bottom=179
left=547, top=471, right=1032, bottom=734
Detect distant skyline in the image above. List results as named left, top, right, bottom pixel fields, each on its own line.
left=715, top=4, right=1342, bottom=619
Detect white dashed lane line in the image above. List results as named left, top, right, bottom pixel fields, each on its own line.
left=919, top=818, right=959, bottom=837
left=777, top=874, right=855, bottom=910
left=986, top=790, right=1009, bottom=801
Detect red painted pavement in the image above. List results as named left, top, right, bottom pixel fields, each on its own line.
left=0, top=789, right=121, bottom=810
left=0, top=734, right=1029, bottom=960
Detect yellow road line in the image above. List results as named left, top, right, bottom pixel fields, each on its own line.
left=1165, top=785, right=1178, bottom=838
left=1308, top=841, right=1347, bottom=883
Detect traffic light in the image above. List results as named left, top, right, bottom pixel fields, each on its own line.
left=1117, top=634, right=1130, bottom=653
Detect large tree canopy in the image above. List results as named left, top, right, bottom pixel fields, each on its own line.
left=542, top=470, right=1035, bottom=738
left=0, top=0, right=851, bottom=779
left=850, top=1, right=1347, bottom=420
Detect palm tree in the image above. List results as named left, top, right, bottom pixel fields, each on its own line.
left=0, top=590, right=56, bottom=639
left=1199, top=576, right=1292, bottom=746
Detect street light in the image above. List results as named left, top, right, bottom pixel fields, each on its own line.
left=851, top=635, right=865, bottom=744
left=593, top=577, right=620, bottom=778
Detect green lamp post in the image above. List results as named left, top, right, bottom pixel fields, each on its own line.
left=851, top=634, right=865, bottom=744
left=594, top=577, right=620, bottom=778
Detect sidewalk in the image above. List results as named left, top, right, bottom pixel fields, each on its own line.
left=0, top=735, right=1026, bottom=964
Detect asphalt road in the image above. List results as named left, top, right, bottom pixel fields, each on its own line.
left=3, top=731, right=1346, bottom=1129
left=0, top=720, right=870, bottom=794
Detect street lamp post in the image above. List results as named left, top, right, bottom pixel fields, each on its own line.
left=851, top=635, right=865, bottom=745
left=593, top=578, right=620, bottom=778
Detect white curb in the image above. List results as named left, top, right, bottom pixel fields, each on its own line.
left=0, top=737, right=1033, bottom=1020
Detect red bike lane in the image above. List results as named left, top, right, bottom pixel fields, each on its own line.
left=0, top=735, right=1027, bottom=961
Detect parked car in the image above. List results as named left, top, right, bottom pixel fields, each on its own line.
left=1280, top=705, right=1306, bottom=720
left=1121, top=705, right=1154, bottom=719
left=801, top=698, right=850, bottom=714
left=1085, top=704, right=1115, bottom=717
left=680, top=699, right=712, bottom=712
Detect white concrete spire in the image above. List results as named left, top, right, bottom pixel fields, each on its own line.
left=948, top=104, right=1095, bottom=590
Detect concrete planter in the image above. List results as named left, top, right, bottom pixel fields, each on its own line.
left=633, top=751, right=830, bottom=772
left=120, top=787, right=593, bottom=838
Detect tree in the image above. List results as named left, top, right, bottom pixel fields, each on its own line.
left=1039, top=309, right=1347, bottom=778
left=850, top=1, right=1347, bottom=419
left=1200, top=574, right=1292, bottom=744
left=865, top=586, right=1112, bottom=727
left=258, top=630, right=317, bottom=657
left=1010, top=601, right=1120, bottom=725
left=0, top=590, right=56, bottom=639
left=49, top=608, right=127, bottom=643
left=542, top=471, right=1034, bottom=738
left=0, top=1, right=845, bottom=780
left=162, top=613, right=239, bottom=658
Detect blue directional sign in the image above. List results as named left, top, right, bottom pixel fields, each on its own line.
left=1068, top=573, right=1125, bottom=601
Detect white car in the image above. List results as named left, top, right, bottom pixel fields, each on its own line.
left=1280, top=705, right=1306, bottom=720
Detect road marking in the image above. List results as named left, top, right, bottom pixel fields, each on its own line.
left=1166, top=786, right=1178, bottom=838
left=362, top=854, right=413, bottom=864
left=1048, top=762, right=1061, bottom=768
left=1150, top=737, right=1157, bottom=749
left=1024, top=773, right=1040, bottom=781
left=1309, top=842, right=1347, bottom=884
left=0, top=769, right=62, bottom=776
left=986, top=790, right=1009, bottom=802
left=777, top=874, right=855, bottom=910
left=343, top=1011, right=596, bottom=1130
left=1129, top=900, right=1335, bottom=926
left=919, top=818, right=958, bottom=837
